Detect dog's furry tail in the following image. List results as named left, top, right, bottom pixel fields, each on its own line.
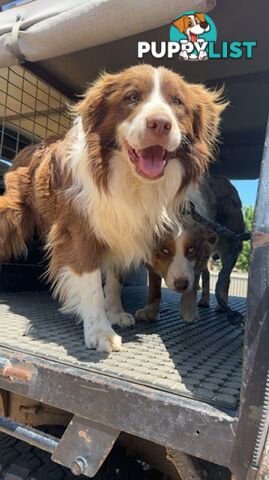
left=0, top=195, right=33, bottom=263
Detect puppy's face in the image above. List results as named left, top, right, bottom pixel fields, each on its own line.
left=186, top=14, right=209, bottom=37
left=75, top=65, right=227, bottom=187
left=150, top=224, right=216, bottom=293
left=173, top=14, right=209, bottom=40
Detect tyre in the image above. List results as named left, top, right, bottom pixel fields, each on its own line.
left=0, top=432, right=75, bottom=479
left=0, top=432, right=160, bottom=479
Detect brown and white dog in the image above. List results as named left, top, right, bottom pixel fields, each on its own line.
left=0, top=65, right=226, bottom=351
left=135, top=219, right=216, bottom=323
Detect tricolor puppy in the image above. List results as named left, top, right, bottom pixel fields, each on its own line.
left=173, top=13, right=210, bottom=60
left=0, top=65, right=226, bottom=351
left=173, top=13, right=210, bottom=43
left=136, top=220, right=216, bottom=323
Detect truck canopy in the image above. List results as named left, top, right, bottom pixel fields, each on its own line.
left=0, top=0, right=268, bottom=179
left=0, top=0, right=212, bottom=66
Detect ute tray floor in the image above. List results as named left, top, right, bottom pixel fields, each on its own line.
left=0, top=287, right=245, bottom=410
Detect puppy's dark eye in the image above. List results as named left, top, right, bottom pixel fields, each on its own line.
left=160, top=247, right=170, bottom=255
left=187, top=246, right=195, bottom=254
left=125, top=92, right=140, bottom=104
left=173, top=97, right=182, bottom=106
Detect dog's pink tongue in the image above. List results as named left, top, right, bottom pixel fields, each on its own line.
left=138, top=146, right=165, bottom=178
left=190, top=32, right=197, bottom=42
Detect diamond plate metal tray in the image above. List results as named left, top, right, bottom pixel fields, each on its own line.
left=0, top=286, right=245, bottom=409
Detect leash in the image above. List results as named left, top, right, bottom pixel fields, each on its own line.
left=189, top=202, right=251, bottom=327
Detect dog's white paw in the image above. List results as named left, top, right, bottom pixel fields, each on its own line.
left=135, top=304, right=159, bottom=322
left=84, top=326, right=122, bottom=352
left=180, top=51, right=189, bottom=61
left=181, top=293, right=199, bottom=322
left=181, top=307, right=199, bottom=323
left=198, top=50, right=208, bottom=60
left=107, top=310, right=135, bottom=327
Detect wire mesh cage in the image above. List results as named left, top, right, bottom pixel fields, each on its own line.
left=0, top=65, right=72, bottom=166
left=0, top=64, right=72, bottom=287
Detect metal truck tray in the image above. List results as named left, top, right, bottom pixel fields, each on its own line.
left=0, top=286, right=245, bottom=409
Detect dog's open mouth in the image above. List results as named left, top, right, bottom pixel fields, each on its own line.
left=190, top=32, right=198, bottom=42
left=128, top=145, right=168, bottom=179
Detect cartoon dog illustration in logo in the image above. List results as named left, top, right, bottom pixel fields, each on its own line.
left=172, top=13, right=210, bottom=60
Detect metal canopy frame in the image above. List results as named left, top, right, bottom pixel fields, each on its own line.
left=230, top=116, right=269, bottom=480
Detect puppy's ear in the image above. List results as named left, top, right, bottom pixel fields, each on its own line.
left=73, top=72, right=119, bottom=133
left=204, top=229, right=217, bottom=246
left=191, top=84, right=229, bottom=168
left=172, top=16, right=188, bottom=33
left=194, top=13, right=206, bottom=23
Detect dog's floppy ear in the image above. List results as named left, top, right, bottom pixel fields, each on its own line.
left=203, top=228, right=217, bottom=246
left=174, top=85, right=228, bottom=190
left=194, top=13, right=206, bottom=23
left=190, top=84, right=229, bottom=167
left=73, top=72, right=119, bottom=133
left=172, top=16, right=188, bottom=33
left=72, top=72, right=120, bottom=190
left=193, top=226, right=217, bottom=271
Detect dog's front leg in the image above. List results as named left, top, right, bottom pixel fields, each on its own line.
left=198, top=267, right=210, bottom=307
left=135, top=269, right=162, bottom=322
left=54, top=267, right=122, bottom=352
left=104, top=266, right=135, bottom=327
left=181, top=273, right=200, bottom=322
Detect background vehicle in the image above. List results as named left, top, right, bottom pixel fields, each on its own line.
left=0, top=0, right=268, bottom=478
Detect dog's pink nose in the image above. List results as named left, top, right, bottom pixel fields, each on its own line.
left=174, top=278, right=189, bottom=292
left=146, top=116, right=172, bottom=136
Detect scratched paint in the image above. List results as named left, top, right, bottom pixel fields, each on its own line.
left=79, top=430, right=92, bottom=443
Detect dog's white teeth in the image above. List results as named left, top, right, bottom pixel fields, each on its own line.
left=163, top=151, right=169, bottom=162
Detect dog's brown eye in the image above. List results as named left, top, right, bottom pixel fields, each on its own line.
left=160, top=247, right=170, bottom=255
left=173, top=97, right=182, bottom=106
left=187, top=246, right=195, bottom=254
left=125, top=92, right=140, bottom=104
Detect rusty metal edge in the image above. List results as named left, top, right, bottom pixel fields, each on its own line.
left=0, top=344, right=238, bottom=469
